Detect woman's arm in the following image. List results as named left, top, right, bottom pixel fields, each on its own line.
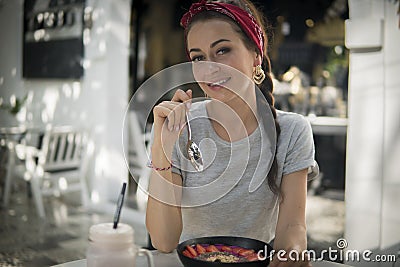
left=146, top=150, right=183, bottom=252
left=145, top=89, right=192, bottom=253
left=270, top=168, right=311, bottom=267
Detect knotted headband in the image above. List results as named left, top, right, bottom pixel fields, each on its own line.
left=180, top=0, right=265, bottom=59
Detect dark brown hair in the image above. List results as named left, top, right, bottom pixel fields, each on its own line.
left=185, top=0, right=281, bottom=195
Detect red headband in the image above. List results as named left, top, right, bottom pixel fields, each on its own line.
left=180, top=0, right=265, bottom=59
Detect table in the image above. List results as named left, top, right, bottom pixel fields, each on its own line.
left=51, top=250, right=354, bottom=267
left=0, top=125, right=27, bottom=135
left=306, top=116, right=348, bottom=136
left=306, top=116, right=347, bottom=190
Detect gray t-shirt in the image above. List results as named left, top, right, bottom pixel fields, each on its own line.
left=167, top=101, right=316, bottom=244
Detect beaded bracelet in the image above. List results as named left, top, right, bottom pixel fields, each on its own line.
left=147, top=161, right=173, bottom=171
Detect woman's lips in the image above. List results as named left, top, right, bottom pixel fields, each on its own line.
left=207, top=77, right=231, bottom=89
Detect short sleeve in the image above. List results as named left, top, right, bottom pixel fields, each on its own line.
left=282, top=116, right=317, bottom=177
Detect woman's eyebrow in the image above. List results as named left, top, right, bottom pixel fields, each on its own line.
left=189, top=48, right=201, bottom=54
left=210, top=39, right=231, bottom=48
left=189, top=39, right=231, bottom=54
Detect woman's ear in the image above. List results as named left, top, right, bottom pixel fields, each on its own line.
left=254, top=53, right=262, bottom=67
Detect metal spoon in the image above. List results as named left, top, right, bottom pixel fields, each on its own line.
left=186, top=112, right=204, bottom=172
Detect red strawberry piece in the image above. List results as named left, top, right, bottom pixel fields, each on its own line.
left=238, top=249, right=255, bottom=257
left=186, top=245, right=198, bottom=257
left=232, top=247, right=244, bottom=254
left=246, top=253, right=260, bottom=262
left=221, top=246, right=232, bottom=252
left=206, top=245, right=219, bottom=252
left=196, top=244, right=206, bottom=254
left=182, top=249, right=194, bottom=258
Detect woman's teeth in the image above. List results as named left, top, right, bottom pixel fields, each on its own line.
left=209, top=77, right=230, bottom=86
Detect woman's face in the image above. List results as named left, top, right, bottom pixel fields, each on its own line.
left=187, top=19, right=259, bottom=103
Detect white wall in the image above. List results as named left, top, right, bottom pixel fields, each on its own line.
left=0, top=0, right=131, bottom=204
left=0, top=0, right=24, bottom=127
left=345, top=0, right=400, bottom=266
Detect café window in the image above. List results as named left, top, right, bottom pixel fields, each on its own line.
left=23, top=0, right=86, bottom=79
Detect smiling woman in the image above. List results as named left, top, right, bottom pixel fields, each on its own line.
left=145, top=1, right=318, bottom=267
left=187, top=21, right=257, bottom=103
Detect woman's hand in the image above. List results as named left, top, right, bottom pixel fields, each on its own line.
left=152, top=89, right=192, bottom=156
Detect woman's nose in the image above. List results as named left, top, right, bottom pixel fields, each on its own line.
left=192, top=60, right=221, bottom=81
left=204, top=61, right=220, bottom=75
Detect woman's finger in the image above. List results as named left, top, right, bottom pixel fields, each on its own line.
left=153, top=105, right=174, bottom=131
left=180, top=103, right=187, bottom=131
left=171, top=89, right=192, bottom=106
left=185, top=89, right=193, bottom=109
left=154, top=89, right=192, bottom=132
left=160, top=101, right=186, bottom=132
left=171, top=90, right=193, bottom=129
left=154, top=102, right=178, bottom=131
left=174, top=102, right=188, bottom=132
left=153, top=104, right=173, bottom=119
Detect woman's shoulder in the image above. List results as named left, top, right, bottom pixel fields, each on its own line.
left=276, top=110, right=308, bottom=123
left=276, top=110, right=311, bottom=132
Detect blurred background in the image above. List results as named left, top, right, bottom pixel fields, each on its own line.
left=0, top=0, right=399, bottom=266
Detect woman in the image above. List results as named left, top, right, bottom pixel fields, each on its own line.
left=146, top=1, right=316, bottom=266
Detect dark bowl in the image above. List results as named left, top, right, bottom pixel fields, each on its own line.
left=177, top=236, right=273, bottom=267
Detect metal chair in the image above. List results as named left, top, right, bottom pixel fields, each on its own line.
left=3, top=126, right=90, bottom=218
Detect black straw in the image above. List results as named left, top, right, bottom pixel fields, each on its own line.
left=113, top=182, right=127, bottom=229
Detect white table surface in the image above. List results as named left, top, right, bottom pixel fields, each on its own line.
left=52, top=250, right=353, bottom=267
left=306, top=116, right=348, bottom=135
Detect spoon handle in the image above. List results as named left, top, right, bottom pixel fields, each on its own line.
left=186, top=112, right=192, bottom=141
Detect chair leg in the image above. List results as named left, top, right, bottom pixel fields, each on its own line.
left=2, top=148, right=15, bottom=207
left=30, top=175, right=45, bottom=218
left=79, top=174, right=89, bottom=208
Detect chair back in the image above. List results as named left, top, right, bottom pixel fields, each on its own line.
left=2, top=126, right=90, bottom=217
left=40, top=127, right=88, bottom=173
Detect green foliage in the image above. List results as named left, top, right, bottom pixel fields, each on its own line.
left=0, top=94, right=28, bottom=115
left=324, top=46, right=348, bottom=76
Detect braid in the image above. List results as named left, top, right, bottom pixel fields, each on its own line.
left=259, top=57, right=281, bottom=195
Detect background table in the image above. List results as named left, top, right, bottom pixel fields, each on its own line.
left=306, top=116, right=348, bottom=136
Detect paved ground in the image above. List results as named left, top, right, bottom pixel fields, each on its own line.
left=307, top=190, right=346, bottom=257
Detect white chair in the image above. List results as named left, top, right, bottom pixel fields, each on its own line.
left=3, top=126, right=90, bottom=218
left=127, top=111, right=151, bottom=211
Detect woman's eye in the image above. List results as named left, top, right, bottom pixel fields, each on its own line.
left=217, top=47, right=230, bottom=55
left=191, top=55, right=204, bottom=62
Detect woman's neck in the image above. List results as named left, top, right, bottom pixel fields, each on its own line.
left=206, top=90, right=258, bottom=142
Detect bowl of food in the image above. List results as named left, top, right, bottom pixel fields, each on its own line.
left=177, top=236, right=273, bottom=267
